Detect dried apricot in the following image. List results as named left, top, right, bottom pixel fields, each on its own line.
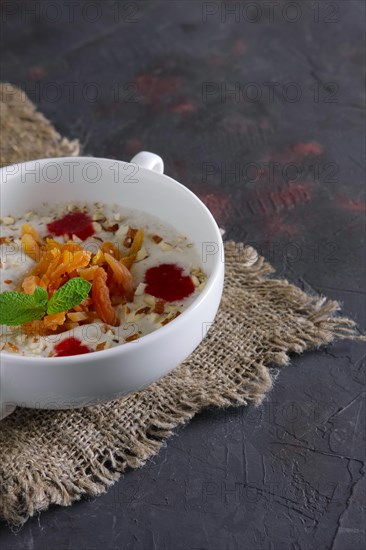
left=104, top=252, right=134, bottom=301
left=21, top=223, right=43, bottom=244
left=91, top=267, right=119, bottom=326
left=22, top=275, right=41, bottom=295
left=21, top=233, right=41, bottom=261
left=43, top=312, right=66, bottom=330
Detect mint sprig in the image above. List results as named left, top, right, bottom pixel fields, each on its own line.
left=0, top=278, right=91, bottom=326
left=0, top=288, right=48, bottom=325
left=47, top=277, right=91, bottom=314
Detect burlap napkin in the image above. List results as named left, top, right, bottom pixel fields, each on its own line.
left=0, top=84, right=363, bottom=527
left=0, top=83, right=79, bottom=167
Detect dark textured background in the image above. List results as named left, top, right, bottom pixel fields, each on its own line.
left=1, top=1, right=365, bottom=549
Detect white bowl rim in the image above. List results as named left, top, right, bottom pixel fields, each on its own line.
left=0, top=156, right=224, bottom=365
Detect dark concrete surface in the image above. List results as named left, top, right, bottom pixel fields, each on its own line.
left=1, top=1, right=365, bottom=549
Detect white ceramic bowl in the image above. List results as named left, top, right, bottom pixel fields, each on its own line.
left=0, top=152, right=224, bottom=420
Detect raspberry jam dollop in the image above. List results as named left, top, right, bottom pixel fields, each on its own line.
left=54, top=337, right=92, bottom=357
left=144, top=263, right=195, bottom=302
left=47, top=211, right=95, bottom=240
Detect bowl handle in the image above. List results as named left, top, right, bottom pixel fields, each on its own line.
left=130, top=151, right=164, bottom=174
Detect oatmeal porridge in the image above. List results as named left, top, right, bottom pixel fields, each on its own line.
left=0, top=202, right=206, bottom=357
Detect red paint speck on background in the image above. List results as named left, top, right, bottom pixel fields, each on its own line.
left=195, top=191, right=232, bottom=224
left=161, top=60, right=177, bottom=70
left=125, top=137, right=144, bottom=155
left=135, top=74, right=182, bottom=109
left=267, top=182, right=311, bottom=209
left=171, top=159, right=187, bottom=174
left=265, top=216, right=299, bottom=236
left=232, top=41, right=248, bottom=55
left=259, top=119, right=271, bottom=130
left=209, top=55, right=224, bottom=66
left=94, top=103, right=120, bottom=116
left=291, top=142, right=323, bottom=157
left=29, top=67, right=45, bottom=80
left=264, top=142, right=323, bottom=163
left=336, top=195, right=366, bottom=212
left=251, top=182, right=312, bottom=214
left=169, top=100, right=196, bottom=114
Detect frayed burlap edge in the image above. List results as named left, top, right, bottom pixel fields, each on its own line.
left=0, top=243, right=364, bottom=528
left=0, top=83, right=80, bottom=167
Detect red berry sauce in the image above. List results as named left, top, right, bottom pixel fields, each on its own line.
left=144, top=263, right=195, bottom=302
left=54, top=337, right=92, bottom=357
left=47, top=211, right=95, bottom=240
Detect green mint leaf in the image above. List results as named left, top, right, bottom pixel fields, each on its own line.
left=47, top=277, right=92, bottom=314
left=33, top=286, right=48, bottom=308
left=0, top=291, right=47, bottom=326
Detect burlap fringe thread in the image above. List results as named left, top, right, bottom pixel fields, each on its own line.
left=0, top=85, right=364, bottom=528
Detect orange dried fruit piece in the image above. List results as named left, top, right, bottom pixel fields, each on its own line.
left=130, top=228, right=144, bottom=256
left=62, top=242, right=84, bottom=252
left=44, top=237, right=62, bottom=249
left=21, top=223, right=43, bottom=244
left=91, top=249, right=105, bottom=266
left=49, top=249, right=91, bottom=281
left=21, top=233, right=42, bottom=261
left=43, top=248, right=62, bottom=275
left=91, top=267, right=119, bottom=326
left=101, top=241, right=122, bottom=260
left=43, top=312, right=66, bottom=331
left=23, top=320, right=48, bottom=336
left=78, top=265, right=99, bottom=281
left=42, top=240, right=81, bottom=254
left=27, top=253, right=53, bottom=278
left=122, top=228, right=144, bottom=269
left=22, top=275, right=41, bottom=295
left=104, top=252, right=134, bottom=302
left=80, top=296, right=92, bottom=309
left=67, top=311, right=89, bottom=322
